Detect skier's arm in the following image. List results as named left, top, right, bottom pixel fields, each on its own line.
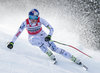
left=11, top=22, right=26, bottom=43
left=40, top=18, right=54, bottom=36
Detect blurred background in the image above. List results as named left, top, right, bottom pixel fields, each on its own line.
left=0, top=0, right=100, bottom=50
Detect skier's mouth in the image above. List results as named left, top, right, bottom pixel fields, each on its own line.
left=31, top=20, right=37, bottom=23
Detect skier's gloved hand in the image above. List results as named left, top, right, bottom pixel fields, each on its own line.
left=45, top=35, right=51, bottom=42
left=7, top=42, right=14, bottom=49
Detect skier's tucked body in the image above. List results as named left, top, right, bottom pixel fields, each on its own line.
left=7, top=9, right=81, bottom=65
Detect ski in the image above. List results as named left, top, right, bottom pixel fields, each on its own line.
left=81, top=64, right=88, bottom=71
left=53, top=60, right=57, bottom=64
left=50, top=59, right=57, bottom=65
left=75, top=61, right=88, bottom=71
left=77, top=62, right=88, bottom=71
left=52, top=58, right=57, bottom=64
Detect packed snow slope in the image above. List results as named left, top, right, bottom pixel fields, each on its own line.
left=0, top=0, right=100, bottom=73
left=0, top=19, right=100, bottom=73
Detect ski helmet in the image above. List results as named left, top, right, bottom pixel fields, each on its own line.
left=29, top=9, right=39, bottom=20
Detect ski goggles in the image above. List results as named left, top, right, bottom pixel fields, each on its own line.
left=29, top=15, right=38, bottom=20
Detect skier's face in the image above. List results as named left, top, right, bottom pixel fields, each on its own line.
left=29, top=15, right=38, bottom=23
left=30, top=19, right=37, bottom=23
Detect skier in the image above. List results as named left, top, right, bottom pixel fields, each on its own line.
left=7, top=9, right=81, bottom=65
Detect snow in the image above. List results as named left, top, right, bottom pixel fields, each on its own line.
left=0, top=3, right=100, bottom=72
left=0, top=18, right=100, bottom=73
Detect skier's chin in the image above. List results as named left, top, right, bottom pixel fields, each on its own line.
left=31, top=20, right=37, bottom=23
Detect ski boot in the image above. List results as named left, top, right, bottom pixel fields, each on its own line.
left=71, top=55, right=82, bottom=65
left=71, top=55, right=88, bottom=70
left=46, top=50, right=57, bottom=64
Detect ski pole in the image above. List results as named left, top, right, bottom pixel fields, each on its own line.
left=51, top=40, right=92, bottom=58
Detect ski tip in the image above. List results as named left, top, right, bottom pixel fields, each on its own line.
left=83, top=67, right=88, bottom=71
left=83, top=65, right=88, bottom=71
left=54, top=60, right=57, bottom=64
left=89, top=56, right=92, bottom=58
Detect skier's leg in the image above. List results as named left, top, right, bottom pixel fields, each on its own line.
left=48, top=41, right=81, bottom=64
left=48, top=41, right=72, bottom=59
left=28, top=35, right=56, bottom=61
left=70, top=55, right=82, bottom=65
left=39, top=43, right=56, bottom=61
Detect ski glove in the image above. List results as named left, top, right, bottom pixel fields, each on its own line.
left=7, top=42, right=14, bottom=49
left=45, top=35, right=51, bottom=42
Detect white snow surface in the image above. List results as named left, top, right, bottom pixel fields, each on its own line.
left=0, top=16, right=100, bottom=73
